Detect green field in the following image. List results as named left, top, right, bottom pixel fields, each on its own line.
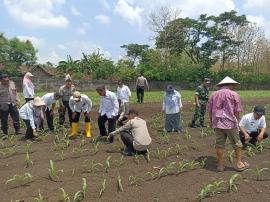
left=18, top=90, right=270, bottom=106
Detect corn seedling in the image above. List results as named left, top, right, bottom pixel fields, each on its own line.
left=183, top=129, right=191, bottom=140
left=72, top=147, right=88, bottom=157
left=129, top=175, right=143, bottom=186
left=246, top=146, right=255, bottom=157
left=63, top=138, right=71, bottom=149
left=159, top=133, right=170, bottom=144
left=117, top=155, right=124, bottom=167
left=198, top=184, right=214, bottom=201
left=176, top=161, right=189, bottom=174
left=158, top=162, right=176, bottom=178
left=227, top=150, right=235, bottom=164
left=25, top=141, right=33, bottom=153
left=255, top=142, right=264, bottom=153
left=7, top=135, right=15, bottom=145
left=99, top=179, right=107, bottom=198
left=25, top=152, right=33, bottom=168
left=6, top=173, right=33, bottom=187
left=0, top=145, right=17, bottom=158
left=104, top=156, right=112, bottom=173
left=56, top=151, right=66, bottom=161
left=83, top=160, right=102, bottom=173
left=200, top=128, right=208, bottom=137
left=199, top=158, right=207, bottom=168
left=133, top=154, right=140, bottom=165
left=60, top=188, right=70, bottom=202
left=174, top=143, right=184, bottom=155
left=228, top=173, right=241, bottom=192
left=145, top=171, right=159, bottom=180
left=92, top=141, right=100, bottom=154
left=48, top=160, right=64, bottom=181
left=211, top=180, right=225, bottom=193
left=152, top=148, right=162, bottom=159
left=73, top=178, right=87, bottom=202
left=249, top=167, right=270, bottom=181
left=37, top=134, right=49, bottom=142
left=146, top=149, right=150, bottom=162
left=79, top=137, right=86, bottom=148
left=117, top=175, right=124, bottom=192
left=54, top=134, right=60, bottom=143
left=187, top=160, right=199, bottom=170
left=34, top=189, right=45, bottom=202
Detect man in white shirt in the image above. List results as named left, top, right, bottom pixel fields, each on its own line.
left=239, top=106, right=268, bottom=146
left=41, top=92, right=61, bottom=131
left=116, top=81, right=131, bottom=123
left=69, top=91, right=92, bottom=138
left=96, top=85, right=119, bottom=143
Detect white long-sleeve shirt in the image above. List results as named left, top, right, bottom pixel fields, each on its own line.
left=98, top=90, right=119, bottom=118
left=117, top=85, right=131, bottom=103
left=19, top=102, right=36, bottom=129
left=23, top=83, right=35, bottom=98
left=162, top=90, right=183, bottom=114
left=42, top=93, right=56, bottom=110
left=69, top=94, right=92, bottom=113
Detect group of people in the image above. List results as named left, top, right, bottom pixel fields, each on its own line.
left=0, top=73, right=152, bottom=156
left=0, top=72, right=268, bottom=167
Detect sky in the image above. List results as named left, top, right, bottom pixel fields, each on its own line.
left=1, top=0, right=270, bottom=65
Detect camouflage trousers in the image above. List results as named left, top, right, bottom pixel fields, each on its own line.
left=192, top=104, right=207, bottom=124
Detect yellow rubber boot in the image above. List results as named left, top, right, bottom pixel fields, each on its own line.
left=71, top=122, right=78, bottom=137
left=85, top=122, right=92, bottom=138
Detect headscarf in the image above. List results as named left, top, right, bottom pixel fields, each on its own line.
left=165, top=85, right=177, bottom=108
left=23, top=72, right=34, bottom=89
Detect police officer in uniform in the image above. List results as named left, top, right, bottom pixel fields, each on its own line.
left=190, top=78, right=211, bottom=128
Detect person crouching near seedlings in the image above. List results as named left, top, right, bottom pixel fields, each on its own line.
left=69, top=91, right=92, bottom=138
left=19, top=97, right=45, bottom=140
left=41, top=92, right=62, bottom=131
left=239, top=106, right=268, bottom=147
left=162, top=85, right=183, bottom=133
left=108, top=109, right=152, bottom=156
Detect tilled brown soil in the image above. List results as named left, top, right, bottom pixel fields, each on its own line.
left=0, top=99, right=270, bottom=202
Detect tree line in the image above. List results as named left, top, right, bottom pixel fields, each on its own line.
left=1, top=9, right=270, bottom=85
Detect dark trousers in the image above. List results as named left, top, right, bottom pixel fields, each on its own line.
left=192, top=103, right=207, bottom=125
left=23, top=119, right=34, bottom=139
left=45, top=108, right=54, bottom=131
left=120, top=131, right=135, bottom=153
left=25, top=98, right=34, bottom=102
left=98, top=114, right=116, bottom=142
left=136, top=86, right=144, bottom=103
left=71, top=112, right=90, bottom=123
left=0, top=104, right=20, bottom=135
left=239, top=130, right=269, bottom=145
left=59, top=101, right=72, bottom=125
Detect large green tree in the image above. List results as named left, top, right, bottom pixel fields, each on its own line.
left=120, top=44, right=149, bottom=67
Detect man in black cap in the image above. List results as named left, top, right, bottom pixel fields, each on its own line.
left=0, top=74, right=20, bottom=135
left=190, top=78, right=211, bottom=128
left=239, top=105, right=268, bottom=146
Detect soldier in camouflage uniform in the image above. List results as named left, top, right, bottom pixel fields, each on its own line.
left=58, top=78, right=75, bottom=126
left=190, top=78, right=211, bottom=128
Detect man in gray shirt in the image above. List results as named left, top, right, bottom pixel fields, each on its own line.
left=136, top=73, right=149, bottom=104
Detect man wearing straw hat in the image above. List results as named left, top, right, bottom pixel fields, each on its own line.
left=209, top=76, right=249, bottom=172
left=19, top=97, right=45, bottom=140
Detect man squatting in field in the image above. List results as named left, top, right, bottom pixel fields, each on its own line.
left=108, top=109, right=152, bottom=156
left=69, top=91, right=92, bottom=138
left=19, top=97, right=45, bottom=140
left=239, top=105, right=268, bottom=146
left=209, top=76, right=249, bottom=172
left=190, top=78, right=211, bottom=128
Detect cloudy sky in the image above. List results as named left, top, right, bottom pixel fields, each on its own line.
left=1, top=0, right=270, bottom=65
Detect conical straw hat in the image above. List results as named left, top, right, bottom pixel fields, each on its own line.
left=33, top=97, right=45, bottom=106
left=217, top=76, right=240, bottom=86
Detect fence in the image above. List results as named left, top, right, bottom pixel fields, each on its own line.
left=12, top=78, right=270, bottom=92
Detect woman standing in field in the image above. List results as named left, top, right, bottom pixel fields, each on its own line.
left=23, top=72, right=35, bottom=102
left=162, top=85, right=183, bottom=133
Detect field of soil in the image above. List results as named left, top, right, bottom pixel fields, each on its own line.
left=0, top=99, right=270, bottom=202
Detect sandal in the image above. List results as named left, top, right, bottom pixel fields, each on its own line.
left=235, top=162, right=250, bottom=172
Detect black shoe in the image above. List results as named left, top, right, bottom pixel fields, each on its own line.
left=121, top=150, right=134, bottom=156
left=190, top=123, right=197, bottom=128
